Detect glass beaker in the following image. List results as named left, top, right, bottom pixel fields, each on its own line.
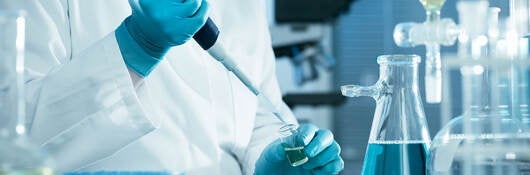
left=0, top=10, right=55, bottom=175
left=341, top=55, right=431, bottom=175
left=279, top=123, right=308, bottom=167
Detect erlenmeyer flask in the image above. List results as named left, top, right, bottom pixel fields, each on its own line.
left=341, top=55, right=431, bottom=175
left=0, top=10, right=55, bottom=175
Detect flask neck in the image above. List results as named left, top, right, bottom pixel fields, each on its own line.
left=371, top=62, right=430, bottom=143
left=341, top=59, right=421, bottom=98
left=379, top=63, right=420, bottom=91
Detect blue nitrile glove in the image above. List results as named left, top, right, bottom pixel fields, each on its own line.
left=115, top=0, right=209, bottom=77
left=255, top=124, right=344, bottom=175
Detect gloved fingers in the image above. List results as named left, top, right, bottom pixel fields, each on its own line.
left=189, top=0, right=209, bottom=21
left=174, top=0, right=203, bottom=17
left=297, top=124, right=319, bottom=146
left=164, top=0, right=208, bottom=45
left=304, top=129, right=334, bottom=158
left=301, top=141, right=341, bottom=170
left=311, top=157, right=344, bottom=175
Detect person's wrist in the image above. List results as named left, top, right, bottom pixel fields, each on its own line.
left=124, top=16, right=169, bottom=59
left=115, top=19, right=163, bottom=77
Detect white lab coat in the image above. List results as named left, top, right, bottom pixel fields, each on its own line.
left=5, top=0, right=295, bottom=174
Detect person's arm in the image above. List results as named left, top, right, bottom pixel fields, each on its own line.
left=15, top=1, right=156, bottom=171
left=28, top=33, right=156, bottom=171
left=18, top=0, right=210, bottom=170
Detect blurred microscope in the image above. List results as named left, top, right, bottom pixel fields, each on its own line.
left=267, top=0, right=355, bottom=129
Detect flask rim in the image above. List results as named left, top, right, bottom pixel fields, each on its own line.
left=279, top=123, right=299, bottom=137
left=377, top=54, right=421, bottom=65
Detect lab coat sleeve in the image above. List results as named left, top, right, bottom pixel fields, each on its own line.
left=20, top=3, right=156, bottom=169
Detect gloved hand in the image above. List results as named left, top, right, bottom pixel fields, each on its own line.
left=115, top=0, right=209, bottom=77
left=255, top=124, right=344, bottom=175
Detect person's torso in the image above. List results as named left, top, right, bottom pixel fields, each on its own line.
left=28, top=0, right=272, bottom=174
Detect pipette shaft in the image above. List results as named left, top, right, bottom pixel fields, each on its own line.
left=192, top=18, right=289, bottom=125
left=208, top=44, right=289, bottom=124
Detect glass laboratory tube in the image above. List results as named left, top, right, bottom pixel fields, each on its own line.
left=0, top=10, right=55, bottom=175
left=423, top=0, right=443, bottom=104
left=279, top=124, right=308, bottom=167
left=393, top=0, right=459, bottom=103
left=510, top=0, right=530, bottom=37
left=393, top=19, right=459, bottom=48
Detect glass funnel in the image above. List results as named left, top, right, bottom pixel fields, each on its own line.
left=342, top=55, right=431, bottom=175
left=0, top=10, right=55, bottom=175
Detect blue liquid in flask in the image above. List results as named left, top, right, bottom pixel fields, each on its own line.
left=361, top=142, right=428, bottom=175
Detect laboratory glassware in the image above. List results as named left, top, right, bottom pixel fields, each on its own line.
left=430, top=2, right=530, bottom=174
left=0, top=10, right=55, bottom=175
left=510, top=0, right=530, bottom=37
left=279, top=123, right=308, bottom=167
left=393, top=0, right=458, bottom=104
left=341, top=55, right=431, bottom=175
left=431, top=57, right=530, bottom=175
left=504, top=0, right=530, bottom=131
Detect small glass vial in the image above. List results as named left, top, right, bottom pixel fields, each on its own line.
left=279, top=124, right=308, bottom=167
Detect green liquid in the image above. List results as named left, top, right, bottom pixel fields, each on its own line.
left=284, top=146, right=309, bottom=167
left=0, top=167, right=54, bottom=175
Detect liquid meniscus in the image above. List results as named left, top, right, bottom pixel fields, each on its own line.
left=419, top=0, right=446, bottom=11
left=361, top=142, right=428, bottom=175
left=284, top=146, right=309, bottom=167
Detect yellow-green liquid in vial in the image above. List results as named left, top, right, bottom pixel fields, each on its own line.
left=284, top=146, right=309, bottom=167
left=0, top=167, right=55, bottom=175
left=419, top=0, right=446, bottom=11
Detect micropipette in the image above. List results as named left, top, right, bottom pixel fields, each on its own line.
left=192, top=18, right=288, bottom=124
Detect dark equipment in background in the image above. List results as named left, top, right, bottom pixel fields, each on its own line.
left=274, top=41, right=336, bottom=86
left=275, top=0, right=356, bottom=23
left=272, top=0, right=356, bottom=86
